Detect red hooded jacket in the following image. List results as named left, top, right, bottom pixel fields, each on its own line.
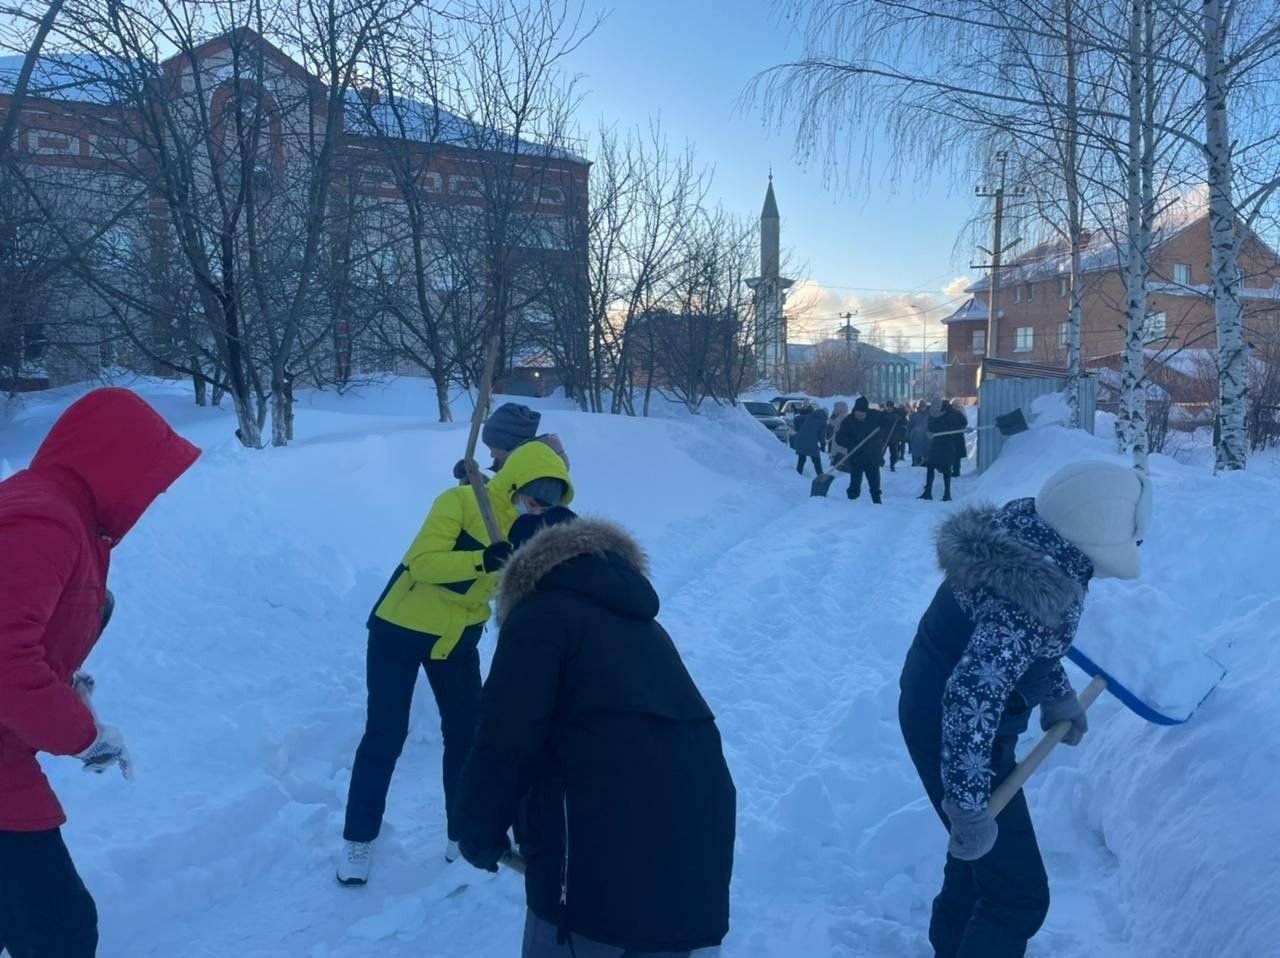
left=0, top=389, right=200, bottom=830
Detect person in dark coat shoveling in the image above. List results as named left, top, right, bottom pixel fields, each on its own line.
left=898, top=461, right=1151, bottom=958
left=834, top=397, right=887, bottom=503
left=457, top=508, right=735, bottom=958
left=922, top=399, right=967, bottom=501
left=792, top=401, right=829, bottom=476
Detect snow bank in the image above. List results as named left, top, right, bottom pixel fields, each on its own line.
left=973, top=423, right=1280, bottom=957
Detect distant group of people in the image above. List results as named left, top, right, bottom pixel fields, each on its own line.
left=789, top=396, right=972, bottom=502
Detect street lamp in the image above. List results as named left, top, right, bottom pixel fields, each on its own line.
left=911, top=305, right=928, bottom=399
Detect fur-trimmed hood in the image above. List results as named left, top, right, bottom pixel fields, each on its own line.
left=935, top=498, right=1093, bottom=627
left=497, top=517, right=652, bottom=625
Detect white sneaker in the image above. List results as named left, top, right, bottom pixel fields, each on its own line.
left=337, top=840, right=373, bottom=885
left=445, top=839, right=461, bottom=864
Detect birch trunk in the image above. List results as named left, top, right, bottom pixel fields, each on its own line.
left=1063, top=0, right=1083, bottom=430
left=1119, top=0, right=1150, bottom=465
left=1203, top=0, right=1249, bottom=472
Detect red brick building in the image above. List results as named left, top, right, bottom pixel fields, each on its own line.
left=0, top=30, right=589, bottom=389
left=943, top=215, right=1280, bottom=400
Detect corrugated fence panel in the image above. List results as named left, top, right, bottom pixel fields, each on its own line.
left=976, top=377, right=1097, bottom=473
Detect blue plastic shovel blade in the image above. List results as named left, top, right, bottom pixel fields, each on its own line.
left=1066, top=646, right=1224, bottom=726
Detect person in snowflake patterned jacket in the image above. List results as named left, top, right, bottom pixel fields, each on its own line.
left=898, top=460, right=1151, bottom=958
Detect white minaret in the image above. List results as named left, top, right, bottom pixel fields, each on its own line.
left=747, top=174, right=794, bottom=383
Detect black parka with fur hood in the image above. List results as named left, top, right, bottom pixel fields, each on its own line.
left=457, top=514, right=735, bottom=953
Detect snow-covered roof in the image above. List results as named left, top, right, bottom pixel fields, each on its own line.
left=0, top=53, right=583, bottom=162
left=0, top=53, right=125, bottom=106
left=941, top=297, right=988, bottom=325
left=967, top=220, right=1203, bottom=294
left=1146, top=279, right=1280, bottom=302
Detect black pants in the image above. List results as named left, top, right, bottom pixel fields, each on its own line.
left=925, top=466, right=953, bottom=498
left=899, top=703, right=1049, bottom=958
left=847, top=463, right=882, bottom=501
left=344, top=619, right=483, bottom=843
left=0, top=828, right=98, bottom=957
left=796, top=453, right=823, bottom=476
left=890, top=439, right=905, bottom=469
left=521, top=911, right=692, bottom=958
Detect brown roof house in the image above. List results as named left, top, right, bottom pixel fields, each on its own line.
left=943, top=213, right=1280, bottom=402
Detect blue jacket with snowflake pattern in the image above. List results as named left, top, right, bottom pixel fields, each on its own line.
left=899, top=499, right=1095, bottom=812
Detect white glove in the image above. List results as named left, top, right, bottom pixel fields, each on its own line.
left=75, top=724, right=133, bottom=780
left=72, top=671, right=96, bottom=706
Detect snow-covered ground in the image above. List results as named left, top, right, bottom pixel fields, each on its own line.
left=1, top=380, right=1274, bottom=958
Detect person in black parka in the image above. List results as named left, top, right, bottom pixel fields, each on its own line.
left=835, top=397, right=887, bottom=503
left=899, top=461, right=1151, bottom=958
left=792, top=401, right=828, bottom=476
left=922, top=400, right=968, bottom=501
left=456, top=508, right=735, bottom=958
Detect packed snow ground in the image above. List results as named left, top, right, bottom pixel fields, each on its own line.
left=1, top=379, right=1275, bottom=958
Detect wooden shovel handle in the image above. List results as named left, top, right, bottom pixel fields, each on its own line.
left=464, top=335, right=504, bottom=544
left=822, top=427, right=881, bottom=478
left=989, top=675, right=1108, bottom=816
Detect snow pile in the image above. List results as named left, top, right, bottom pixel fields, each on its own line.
left=1, top=378, right=1274, bottom=957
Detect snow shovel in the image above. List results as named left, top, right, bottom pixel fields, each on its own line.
left=462, top=335, right=504, bottom=544
left=990, top=647, right=1225, bottom=815
left=810, top=428, right=882, bottom=498
left=929, top=408, right=1030, bottom=440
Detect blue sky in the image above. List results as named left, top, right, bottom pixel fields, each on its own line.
left=564, top=0, right=981, bottom=348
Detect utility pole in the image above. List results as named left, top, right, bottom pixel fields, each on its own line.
left=838, top=310, right=858, bottom=360
left=973, top=152, right=1024, bottom=363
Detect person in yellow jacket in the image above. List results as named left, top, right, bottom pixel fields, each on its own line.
left=337, top=441, right=574, bottom=885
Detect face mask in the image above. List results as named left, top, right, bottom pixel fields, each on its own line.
left=515, top=499, right=530, bottom=516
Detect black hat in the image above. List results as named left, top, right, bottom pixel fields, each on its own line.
left=853, top=396, right=870, bottom=412
left=517, top=477, right=568, bottom=507
left=483, top=403, right=541, bottom=451
left=510, top=506, right=578, bottom=550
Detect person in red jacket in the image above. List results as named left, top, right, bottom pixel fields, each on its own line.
left=0, top=388, right=200, bottom=957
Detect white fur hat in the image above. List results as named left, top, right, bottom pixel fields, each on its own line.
left=1036, top=461, right=1153, bottom=580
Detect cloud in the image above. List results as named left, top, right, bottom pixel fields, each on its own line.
left=784, top=279, right=962, bottom=353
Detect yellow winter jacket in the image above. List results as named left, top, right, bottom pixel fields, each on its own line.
left=371, top=440, right=575, bottom=659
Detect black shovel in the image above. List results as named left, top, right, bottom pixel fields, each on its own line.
left=929, top=408, right=1030, bottom=439
left=811, top=429, right=882, bottom=498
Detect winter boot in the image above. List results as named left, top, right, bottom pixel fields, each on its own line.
left=847, top=488, right=860, bottom=501
left=337, top=840, right=374, bottom=886
left=942, top=493, right=953, bottom=502
left=872, top=493, right=883, bottom=504
left=446, top=840, right=461, bottom=864
left=918, top=490, right=932, bottom=500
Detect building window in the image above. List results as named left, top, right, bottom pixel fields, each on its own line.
left=972, top=330, right=986, bottom=355
left=1025, top=282, right=1034, bottom=303
left=449, top=175, right=483, bottom=198
left=1059, top=321, right=1070, bottom=349
left=1015, top=327, right=1034, bottom=353
left=1174, top=263, right=1192, bottom=286
left=1142, top=311, right=1167, bottom=342
left=1014, top=285, right=1022, bottom=304
left=1059, top=276, right=1068, bottom=298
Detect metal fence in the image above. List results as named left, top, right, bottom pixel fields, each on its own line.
left=976, top=375, right=1097, bottom=473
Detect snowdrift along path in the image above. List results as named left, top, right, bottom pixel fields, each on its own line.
left=2, top=380, right=1275, bottom=957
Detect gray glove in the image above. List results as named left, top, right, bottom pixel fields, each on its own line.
left=1040, top=693, right=1088, bottom=746
left=942, top=800, right=997, bottom=861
